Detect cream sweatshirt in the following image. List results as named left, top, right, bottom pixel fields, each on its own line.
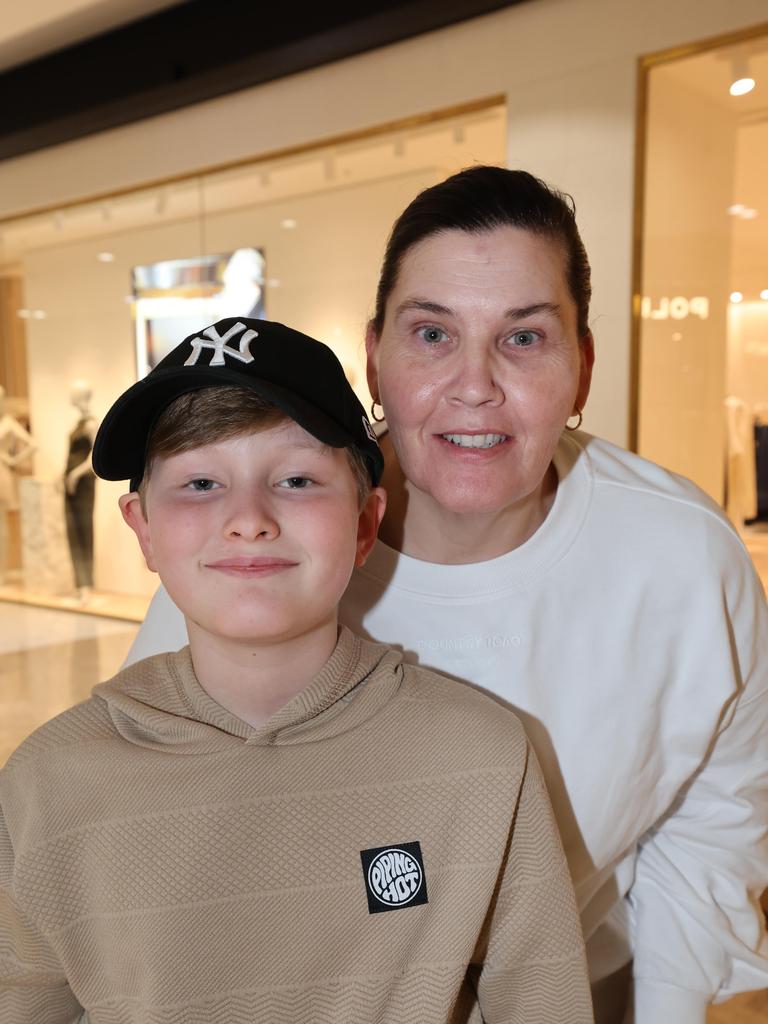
left=0, top=627, right=592, bottom=1023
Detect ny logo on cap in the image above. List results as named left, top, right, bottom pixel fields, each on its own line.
left=184, top=322, right=258, bottom=367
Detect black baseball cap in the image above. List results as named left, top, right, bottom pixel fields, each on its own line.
left=92, top=317, right=383, bottom=489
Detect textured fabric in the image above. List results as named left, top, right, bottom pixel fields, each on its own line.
left=0, top=627, right=593, bottom=1023
left=127, top=430, right=768, bottom=1024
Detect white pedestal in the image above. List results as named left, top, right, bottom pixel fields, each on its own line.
left=19, top=478, right=75, bottom=594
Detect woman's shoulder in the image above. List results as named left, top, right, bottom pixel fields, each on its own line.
left=570, top=431, right=732, bottom=527
left=567, top=431, right=754, bottom=581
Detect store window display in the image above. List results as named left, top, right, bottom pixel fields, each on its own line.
left=64, top=380, right=97, bottom=601
left=0, top=386, right=36, bottom=583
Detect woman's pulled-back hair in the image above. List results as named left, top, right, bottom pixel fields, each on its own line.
left=371, top=165, right=592, bottom=338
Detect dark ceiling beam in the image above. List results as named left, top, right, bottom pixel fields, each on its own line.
left=1, top=0, right=523, bottom=161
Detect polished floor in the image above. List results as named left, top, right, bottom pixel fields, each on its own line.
left=1, top=550, right=767, bottom=1021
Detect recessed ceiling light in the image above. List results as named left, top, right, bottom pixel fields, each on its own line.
left=728, top=204, right=745, bottom=215
left=730, top=291, right=743, bottom=303
left=729, top=56, right=755, bottom=97
left=740, top=208, right=758, bottom=220
left=730, top=77, right=755, bottom=96
left=280, top=218, right=297, bottom=230
left=32, top=310, right=47, bottom=319
left=16, top=308, right=31, bottom=319
left=97, top=251, right=115, bottom=262
left=760, top=289, right=768, bottom=301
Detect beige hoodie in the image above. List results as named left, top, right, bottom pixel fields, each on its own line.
left=0, top=627, right=592, bottom=1023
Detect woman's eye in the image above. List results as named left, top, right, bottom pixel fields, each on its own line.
left=418, top=326, right=447, bottom=345
left=509, top=330, right=538, bottom=347
left=279, top=476, right=312, bottom=489
left=187, top=478, right=217, bottom=492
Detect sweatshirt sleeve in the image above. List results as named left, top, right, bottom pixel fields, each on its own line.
left=630, top=549, right=768, bottom=1023
left=476, top=741, right=594, bottom=1023
left=0, top=804, right=82, bottom=1023
left=123, top=583, right=188, bottom=667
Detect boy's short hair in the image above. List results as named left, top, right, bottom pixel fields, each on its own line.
left=137, top=386, right=372, bottom=510
left=93, top=317, right=383, bottom=492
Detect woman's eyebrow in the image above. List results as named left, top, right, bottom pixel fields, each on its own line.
left=394, top=299, right=454, bottom=318
left=504, top=302, right=561, bottom=319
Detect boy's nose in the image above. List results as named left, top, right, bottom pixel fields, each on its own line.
left=224, top=497, right=279, bottom=541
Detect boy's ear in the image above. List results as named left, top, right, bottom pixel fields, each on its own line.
left=119, top=492, right=158, bottom=573
left=355, top=486, right=386, bottom=567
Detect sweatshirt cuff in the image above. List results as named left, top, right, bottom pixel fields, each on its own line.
left=634, top=979, right=708, bottom=1024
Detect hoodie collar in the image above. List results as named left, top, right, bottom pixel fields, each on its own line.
left=93, top=626, right=403, bottom=753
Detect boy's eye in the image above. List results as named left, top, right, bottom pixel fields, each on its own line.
left=278, top=476, right=313, bottom=489
left=187, top=478, right=217, bottom=492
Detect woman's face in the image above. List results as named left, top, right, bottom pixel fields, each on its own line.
left=366, top=226, right=593, bottom=518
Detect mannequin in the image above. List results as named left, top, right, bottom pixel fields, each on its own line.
left=0, top=386, right=36, bottom=583
left=64, top=380, right=97, bottom=601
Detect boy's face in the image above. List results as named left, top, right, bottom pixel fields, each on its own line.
left=120, top=420, right=385, bottom=650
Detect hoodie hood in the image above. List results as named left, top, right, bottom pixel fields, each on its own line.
left=92, top=627, right=404, bottom=754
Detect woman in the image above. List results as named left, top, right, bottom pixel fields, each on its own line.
left=126, top=167, right=768, bottom=1023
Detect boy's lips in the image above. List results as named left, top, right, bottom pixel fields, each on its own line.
left=205, top=557, right=298, bottom=576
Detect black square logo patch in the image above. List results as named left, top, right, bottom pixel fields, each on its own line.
left=360, top=841, right=428, bottom=914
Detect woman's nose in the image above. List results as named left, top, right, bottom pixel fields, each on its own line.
left=224, top=494, right=279, bottom=541
left=447, top=347, right=503, bottom=407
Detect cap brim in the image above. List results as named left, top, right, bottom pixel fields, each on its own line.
left=92, top=366, right=355, bottom=484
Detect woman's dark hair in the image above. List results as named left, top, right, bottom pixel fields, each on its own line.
left=371, top=165, right=592, bottom=338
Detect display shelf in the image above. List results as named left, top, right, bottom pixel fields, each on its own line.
left=0, top=580, right=149, bottom=623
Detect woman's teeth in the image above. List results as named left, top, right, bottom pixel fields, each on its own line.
left=442, top=433, right=507, bottom=449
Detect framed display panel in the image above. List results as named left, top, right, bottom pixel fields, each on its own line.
left=132, top=249, right=266, bottom=376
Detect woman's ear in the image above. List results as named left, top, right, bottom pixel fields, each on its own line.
left=364, top=322, right=381, bottom=403
left=119, top=492, right=157, bottom=573
left=355, top=487, right=386, bottom=567
left=576, top=330, right=595, bottom=412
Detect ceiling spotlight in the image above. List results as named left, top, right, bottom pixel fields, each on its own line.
left=760, top=289, right=768, bottom=301
left=727, top=204, right=745, bottom=215
left=97, top=251, right=115, bottom=262
left=280, top=218, right=297, bottom=230
left=740, top=207, right=758, bottom=219
left=16, top=308, right=31, bottom=319
left=32, top=310, right=47, bottom=320
left=729, top=56, right=755, bottom=96
left=730, top=291, right=743, bottom=303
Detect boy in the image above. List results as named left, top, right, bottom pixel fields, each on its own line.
left=0, top=318, right=593, bottom=1022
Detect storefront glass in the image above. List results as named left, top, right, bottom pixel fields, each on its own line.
left=637, top=30, right=768, bottom=540
left=0, top=102, right=506, bottom=617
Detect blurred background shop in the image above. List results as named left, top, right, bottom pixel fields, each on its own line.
left=0, top=4, right=766, bottom=1018
left=1, top=0, right=766, bottom=620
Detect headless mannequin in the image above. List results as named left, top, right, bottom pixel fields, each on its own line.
left=0, top=386, right=36, bottom=584
left=64, top=381, right=97, bottom=601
